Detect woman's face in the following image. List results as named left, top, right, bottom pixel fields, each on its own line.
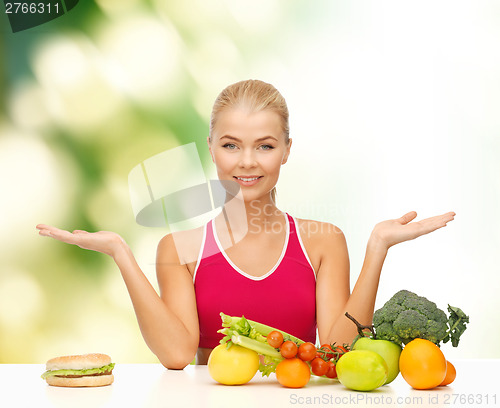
left=208, top=107, right=291, bottom=203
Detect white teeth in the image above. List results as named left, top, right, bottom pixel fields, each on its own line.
left=237, top=177, right=259, bottom=182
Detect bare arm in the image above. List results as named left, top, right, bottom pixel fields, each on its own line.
left=316, top=211, right=455, bottom=346
left=36, top=224, right=199, bottom=369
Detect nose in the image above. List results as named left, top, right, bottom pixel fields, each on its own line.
left=238, top=148, right=257, bottom=168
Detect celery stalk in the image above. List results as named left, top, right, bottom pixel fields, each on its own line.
left=231, top=334, right=283, bottom=360
left=220, top=313, right=305, bottom=345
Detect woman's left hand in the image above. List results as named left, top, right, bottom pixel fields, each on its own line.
left=370, top=211, right=456, bottom=251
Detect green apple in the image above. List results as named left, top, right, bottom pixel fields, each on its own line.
left=336, top=350, right=388, bottom=391
left=352, top=337, right=402, bottom=384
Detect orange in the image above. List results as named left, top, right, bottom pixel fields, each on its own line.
left=275, top=358, right=311, bottom=388
left=399, top=339, right=447, bottom=389
left=440, top=360, right=457, bottom=386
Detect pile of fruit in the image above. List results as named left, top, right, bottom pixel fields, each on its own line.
left=208, top=290, right=468, bottom=391
left=208, top=316, right=349, bottom=388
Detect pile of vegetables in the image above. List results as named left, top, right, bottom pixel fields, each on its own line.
left=208, top=290, right=469, bottom=391
left=212, top=313, right=348, bottom=387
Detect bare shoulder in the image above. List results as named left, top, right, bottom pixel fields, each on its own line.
left=157, top=225, right=205, bottom=273
left=295, top=217, right=347, bottom=271
left=295, top=218, right=345, bottom=245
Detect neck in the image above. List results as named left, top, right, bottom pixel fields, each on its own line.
left=219, top=193, right=284, bottom=239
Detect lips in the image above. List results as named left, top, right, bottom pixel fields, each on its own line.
left=235, top=176, right=261, bottom=181
left=233, top=175, right=262, bottom=186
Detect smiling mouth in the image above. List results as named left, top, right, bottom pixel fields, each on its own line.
left=234, top=176, right=262, bottom=182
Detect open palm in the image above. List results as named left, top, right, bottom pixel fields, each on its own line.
left=372, top=211, right=456, bottom=250
left=36, top=224, right=124, bottom=257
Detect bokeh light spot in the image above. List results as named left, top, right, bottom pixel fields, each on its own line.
left=0, top=270, right=45, bottom=330
left=98, top=14, right=181, bottom=105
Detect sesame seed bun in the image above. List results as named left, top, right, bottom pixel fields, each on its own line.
left=46, top=353, right=112, bottom=371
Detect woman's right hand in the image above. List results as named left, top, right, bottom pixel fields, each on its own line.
left=36, top=224, right=126, bottom=258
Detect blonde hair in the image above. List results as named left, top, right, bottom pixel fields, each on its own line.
left=209, top=79, right=290, bottom=203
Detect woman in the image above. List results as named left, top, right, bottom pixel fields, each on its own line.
left=36, top=79, right=455, bottom=369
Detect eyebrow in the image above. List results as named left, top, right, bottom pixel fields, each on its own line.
left=220, top=135, right=278, bottom=142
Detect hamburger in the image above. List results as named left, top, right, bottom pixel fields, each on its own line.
left=41, top=353, right=115, bottom=387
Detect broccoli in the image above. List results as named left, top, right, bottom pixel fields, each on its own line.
left=372, top=290, right=469, bottom=347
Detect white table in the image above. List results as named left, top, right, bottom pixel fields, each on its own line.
left=2, top=360, right=498, bottom=408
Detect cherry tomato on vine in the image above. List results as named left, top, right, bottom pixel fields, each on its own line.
left=311, top=357, right=329, bottom=376
left=280, top=341, right=298, bottom=359
left=317, top=344, right=334, bottom=360
left=325, top=361, right=338, bottom=379
left=297, top=342, right=316, bottom=362
left=334, top=345, right=348, bottom=354
left=267, top=331, right=284, bottom=349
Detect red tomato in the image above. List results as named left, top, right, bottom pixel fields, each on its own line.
left=320, top=344, right=333, bottom=352
left=311, top=357, right=329, bottom=376
left=280, top=341, right=298, bottom=359
left=325, top=361, right=337, bottom=379
left=317, top=344, right=334, bottom=360
left=333, top=345, right=348, bottom=362
left=297, top=342, right=316, bottom=362
left=334, top=345, right=348, bottom=354
left=267, top=331, right=284, bottom=349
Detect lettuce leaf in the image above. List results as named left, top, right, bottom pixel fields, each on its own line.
left=41, top=363, right=115, bottom=379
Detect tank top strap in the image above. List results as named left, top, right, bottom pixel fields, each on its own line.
left=202, top=220, right=219, bottom=259
left=287, top=213, right=297, bottom=233
left=192, top=220, right=219, bottom=282
left=285, top=213, right=316, bottom=274
left=285, top=213, right=300, bottom=249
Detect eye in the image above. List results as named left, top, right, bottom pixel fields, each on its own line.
left=222, top=143, right=237, bottom=150
left=260, top=144, right=275, bottom=151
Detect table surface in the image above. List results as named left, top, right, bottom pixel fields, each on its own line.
left=1, top=359, right=498, bottom=408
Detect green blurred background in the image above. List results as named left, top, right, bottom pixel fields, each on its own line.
left=1, top=1, right=499, bottom=363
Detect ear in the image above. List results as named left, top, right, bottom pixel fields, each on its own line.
left=281, top=138, right=292, bottom=165
left=207, top=136, right=215, bottom=163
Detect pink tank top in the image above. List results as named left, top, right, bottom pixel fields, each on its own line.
left=193, top=214, right=317, bottom=348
